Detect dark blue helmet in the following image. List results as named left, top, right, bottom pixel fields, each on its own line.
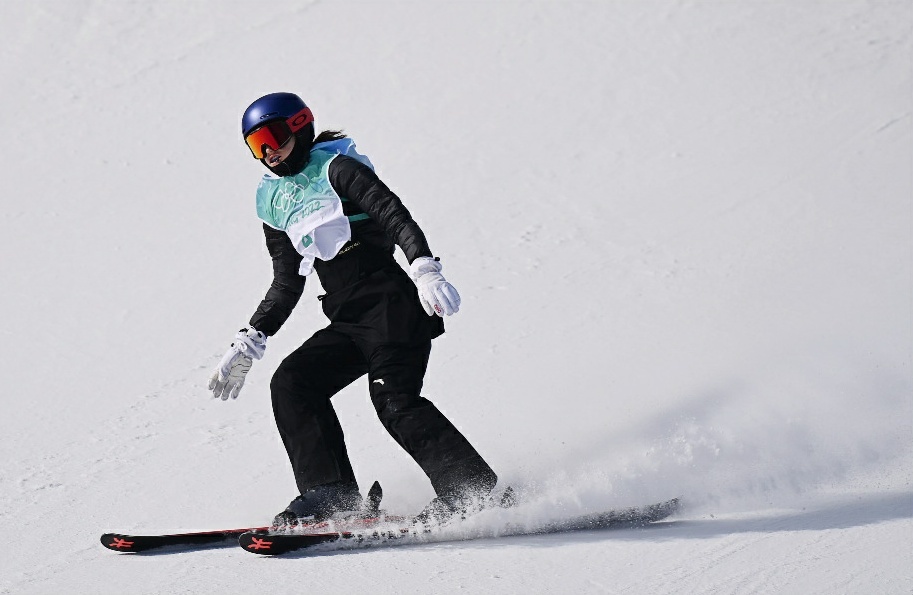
left=242, top=92, right=316, bottom=175
left=242, top=92, right=314, bottom=137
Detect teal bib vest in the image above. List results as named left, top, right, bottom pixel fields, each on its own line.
left=254, top=139, right=374, bottom=275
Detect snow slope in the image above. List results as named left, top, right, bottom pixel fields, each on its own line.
left=1, top=1, right=910, bottom=593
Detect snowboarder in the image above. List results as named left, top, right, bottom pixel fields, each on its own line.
left=209, top=92, right=498, bottom=526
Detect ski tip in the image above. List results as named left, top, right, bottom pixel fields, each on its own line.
left=100, top=533, right=137, bottom=552
left=239, top=530, right=342, bottom=556
left=240, top=531, right=279, bottom=555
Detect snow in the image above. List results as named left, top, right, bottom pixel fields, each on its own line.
left=1, top=0, right=910, bottom=593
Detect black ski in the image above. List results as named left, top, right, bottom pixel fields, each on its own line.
left=534, top=497, right=681, bottom=532
left=100, top=527, right=269, bottom=553
left=100, top=481, right=387, bottom=554
left=239, top=497, right=681, bottom=556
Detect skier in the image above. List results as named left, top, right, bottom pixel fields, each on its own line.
left=209, top=92, right=498, bottom=526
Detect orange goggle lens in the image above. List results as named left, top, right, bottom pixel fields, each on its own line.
left=245, top=122, right=292, bottom=159
left=244, top=107, right=314, bottom=159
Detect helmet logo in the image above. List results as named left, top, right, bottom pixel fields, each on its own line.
left=287, top=107, right=314, bottom=133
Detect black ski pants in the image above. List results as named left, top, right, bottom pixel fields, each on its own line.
left=270, top=328, right=497, bottom=498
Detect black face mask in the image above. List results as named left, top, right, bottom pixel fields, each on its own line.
left=263, top=131, right=313, bottom=177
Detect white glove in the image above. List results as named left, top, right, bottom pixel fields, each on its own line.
left=209, top=327, right=267, bottom=400
left=409, top=256, right=461, bottom=317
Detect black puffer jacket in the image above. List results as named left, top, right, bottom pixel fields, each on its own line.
left=249, top=155, right=438, bottom=338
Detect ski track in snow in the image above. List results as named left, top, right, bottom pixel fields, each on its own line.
left=1, top=1, right=911, bottom=593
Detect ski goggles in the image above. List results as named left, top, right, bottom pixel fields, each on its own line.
left=244, top=106, right=314, bottom=159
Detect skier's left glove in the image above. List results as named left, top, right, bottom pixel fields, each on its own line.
left=410, top=256, right=461, bottom=317
left=208, top=327, right=267, bottom=400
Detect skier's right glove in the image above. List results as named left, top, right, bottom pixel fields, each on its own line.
left=208, top=327, right=267, bottom=400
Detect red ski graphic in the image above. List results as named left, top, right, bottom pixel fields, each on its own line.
left=246, top=536, right=274, bottom=551
left=108, top=537, right=135, bottom=550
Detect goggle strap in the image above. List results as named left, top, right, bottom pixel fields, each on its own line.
left=287, top=106, right=314, bottom=133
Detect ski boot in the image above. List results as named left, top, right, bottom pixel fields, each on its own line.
left=272, top=481, right=364, bottom=528
left=415, top=485, right=518, bottom=527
